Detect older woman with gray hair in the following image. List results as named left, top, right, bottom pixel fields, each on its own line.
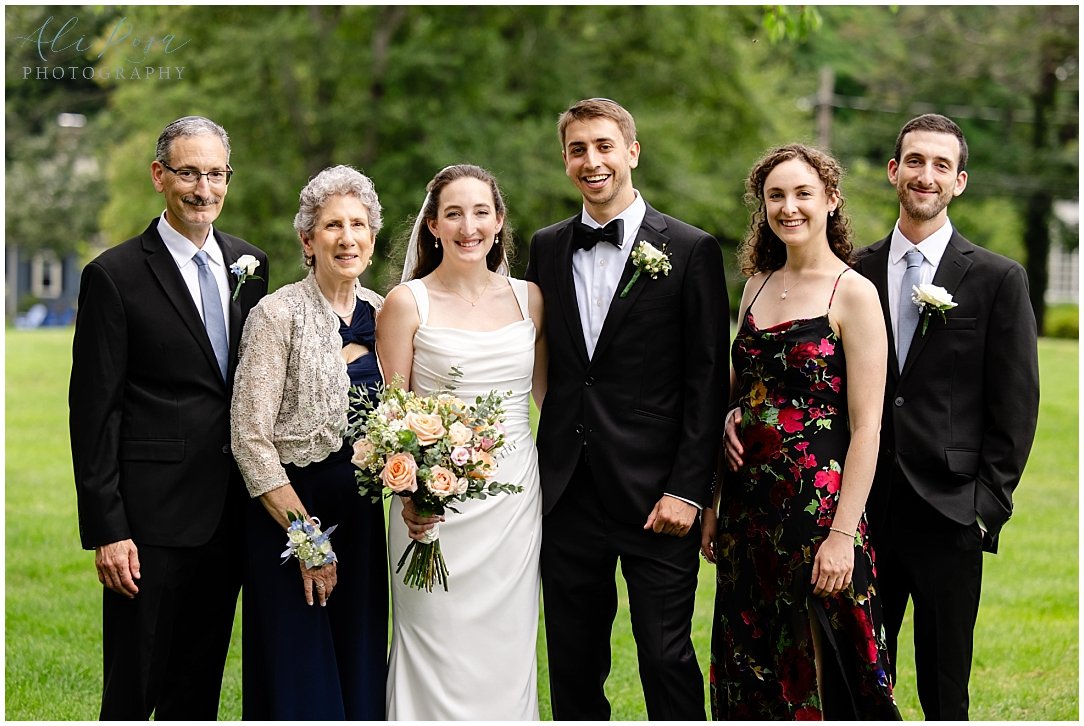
left=231, top=165, right=386, bottom=720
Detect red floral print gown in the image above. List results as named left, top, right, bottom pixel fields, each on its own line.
left=709, top=270, right=900, bottom=720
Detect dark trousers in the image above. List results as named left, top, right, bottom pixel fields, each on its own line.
left=541, top=457, right=704, bottom=721
left=100, top=509, right=241, bottom=720
left=872, top=474, right=984, bottom=721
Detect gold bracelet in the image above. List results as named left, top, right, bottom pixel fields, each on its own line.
left=829, top=526, right=856, bottom=538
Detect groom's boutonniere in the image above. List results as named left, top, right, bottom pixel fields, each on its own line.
left=911, top=283, right=957, bottom=334
left=620, top=241, right=671, bottom=298
left=229, top=255, right=262, bottom=301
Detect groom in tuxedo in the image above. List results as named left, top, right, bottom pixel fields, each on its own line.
left=526, top=97, right=729, bottom=719
left=69, top=116, right=268, bottom=719
left=852, top=113, right=1039, bottom=719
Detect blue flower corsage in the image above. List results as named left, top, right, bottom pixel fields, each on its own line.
left=280, top=511, right=338, bottom=569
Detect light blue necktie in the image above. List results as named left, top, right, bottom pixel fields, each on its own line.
left=896, top=248, right=923, bottom=371
left=193, top=250, right=228, bottom=381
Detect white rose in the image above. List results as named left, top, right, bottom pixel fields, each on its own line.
left=912, top=283, right=957, bottom=309
left=235, top=254, right=260, bottom=275
left=638, top=241, right=665, bottom=262
left=447, top=421, right=473, bottom=447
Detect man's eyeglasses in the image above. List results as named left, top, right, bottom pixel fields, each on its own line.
left=160, top=162, right=233, bottom=186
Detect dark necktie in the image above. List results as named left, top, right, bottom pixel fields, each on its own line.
left=193, top=250, right=229, bottom=381
left=896, top=248, right=923, bottom=371
left=573, top=219, right=624, bottom=251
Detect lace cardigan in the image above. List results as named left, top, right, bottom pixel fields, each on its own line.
left=230, top=272, right=384, bottom=498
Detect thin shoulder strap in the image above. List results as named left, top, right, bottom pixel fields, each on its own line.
left=508, top=278, right=530, bottom=320
left=827, top=268, right=850, bottom=312
left=748, top=271, right=775, bottom=309
left=404, top=279, right=430, bottom=325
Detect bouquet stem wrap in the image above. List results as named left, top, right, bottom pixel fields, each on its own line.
left=396, top=519, right=448, bottom=592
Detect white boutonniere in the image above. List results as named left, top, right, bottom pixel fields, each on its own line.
left=911, top=283, right=958, bottom=334
left=229, top=254, right=262, bottom=301
left=620, top=241, right=672, bottom=298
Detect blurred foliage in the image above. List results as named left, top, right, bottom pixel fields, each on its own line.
left=1043, top=304, right=1079, bottom=339
left=6, top=5, right=1078, bottom=318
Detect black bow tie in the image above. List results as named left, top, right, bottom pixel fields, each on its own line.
left=573, top=219, right=624, bottom=251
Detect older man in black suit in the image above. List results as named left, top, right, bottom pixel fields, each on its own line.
left=69, top=116, right=268, bottom=719
left=852, top=113, right=1039, bottom=719
left=526, top=98, right=729, bottom=720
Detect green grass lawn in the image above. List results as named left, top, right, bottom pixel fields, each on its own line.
left=6, top=328, right=1078, bottom=720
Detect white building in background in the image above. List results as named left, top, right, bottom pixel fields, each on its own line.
left=1046, top=200, right=1079, bottom=305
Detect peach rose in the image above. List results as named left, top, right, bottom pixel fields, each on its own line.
left=426, top=466, right=458, bottom=498
left=455, top=477, right=470, bottom=495
left=447, top=421, right=473, bottom=447
left=380, top=452, right=418, bottom=493
left=469, top=449, right=497, bottom=479
left=351, top=439, right=375, bottom=468
left=405, top=411, right=446, bottom=446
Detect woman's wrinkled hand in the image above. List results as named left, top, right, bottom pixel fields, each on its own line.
left=302, top=560, right=337, bottom=607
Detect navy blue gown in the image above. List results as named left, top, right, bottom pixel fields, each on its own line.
left=242, top=299, right=387, bottom=720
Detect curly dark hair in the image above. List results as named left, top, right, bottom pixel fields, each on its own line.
left=737, top=143, right=853, bottom=277
left=402, top=164, right=513, bottom=281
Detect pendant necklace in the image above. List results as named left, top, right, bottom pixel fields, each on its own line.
left=780, top=264, right=798, bottom=300
left=438, top=272, right=490, bottom=307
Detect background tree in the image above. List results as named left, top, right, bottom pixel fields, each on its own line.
left=5, top=5, right=1077, bottom=324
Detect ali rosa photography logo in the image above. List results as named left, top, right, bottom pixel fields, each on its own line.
left=15, top=14, right=190, bottom=81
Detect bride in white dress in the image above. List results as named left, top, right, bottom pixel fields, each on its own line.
left=376, top=164, right=547, bottom=720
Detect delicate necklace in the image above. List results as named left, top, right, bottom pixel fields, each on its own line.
left=780, top=263, right=800, bottom=300
left=437, top=272, right=490, bottom=307
left=332, top=295, right=356, bottom=319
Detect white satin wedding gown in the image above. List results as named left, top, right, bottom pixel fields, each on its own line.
left=386, top=278, right=542, bottom=720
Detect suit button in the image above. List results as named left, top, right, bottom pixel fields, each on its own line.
left=575, top=424, right=584, bottom=434
left=585, top=376, right=596, bottom=386
left=894, top=396, right=904, bottom=407
left=222, top=445, right=231, bottom=454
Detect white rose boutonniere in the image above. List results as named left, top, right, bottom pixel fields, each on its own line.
left=229, top=254, right=262, bottom=301
left=620, top=241, right=672, bottom=298
left=911, top=283, right=958, bottom=334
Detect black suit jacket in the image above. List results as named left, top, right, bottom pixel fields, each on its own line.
left=853, top=230, right=1038, bottom=553
left=70, top=219, right=269, bottom=550
left=525, top=204, right=729, bottom=524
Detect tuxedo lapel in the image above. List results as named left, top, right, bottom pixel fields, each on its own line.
left=553, top=219, right=591, bottom=365
left=591, top=212, right=666, bottom=362
left=142, top=226, right=225, bottom=388
left=901, top=233, right=972, bottom=377
left=861, top=237, right=899, bottom=378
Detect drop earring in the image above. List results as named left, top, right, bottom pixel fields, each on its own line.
left=434, top=237, right=440, bottom=249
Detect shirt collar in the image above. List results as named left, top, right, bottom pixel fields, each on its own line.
left=889, top=217, right=953, bottom=268
left=578, top=191, right=646, bottom=249
left=157, top=212, right=223, bottom=268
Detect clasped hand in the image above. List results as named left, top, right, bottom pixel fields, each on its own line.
left=401, top=497, right=444, bottom=541
left=644, top=495, right=698, bottom=537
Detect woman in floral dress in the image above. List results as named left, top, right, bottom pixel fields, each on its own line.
left=702, top=144, right=900, bottom=719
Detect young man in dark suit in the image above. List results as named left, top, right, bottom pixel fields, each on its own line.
left=69, top=116, right=268, bottom=719
left=852, top=113, right=1039, bottom=719
left=525, top=98, right=729, bottom=720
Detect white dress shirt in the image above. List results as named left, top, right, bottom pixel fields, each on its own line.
left=887, top=218, right=954, bottom=340
left=572, top=192, right=646, bottom=359
left=157, top=213, right=232, bottom=344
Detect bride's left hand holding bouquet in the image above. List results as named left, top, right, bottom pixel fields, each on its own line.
left=348, top=371, right=522, bottom=592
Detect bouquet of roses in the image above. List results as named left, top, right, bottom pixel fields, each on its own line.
left=347, top=371, right=522, bottom=592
